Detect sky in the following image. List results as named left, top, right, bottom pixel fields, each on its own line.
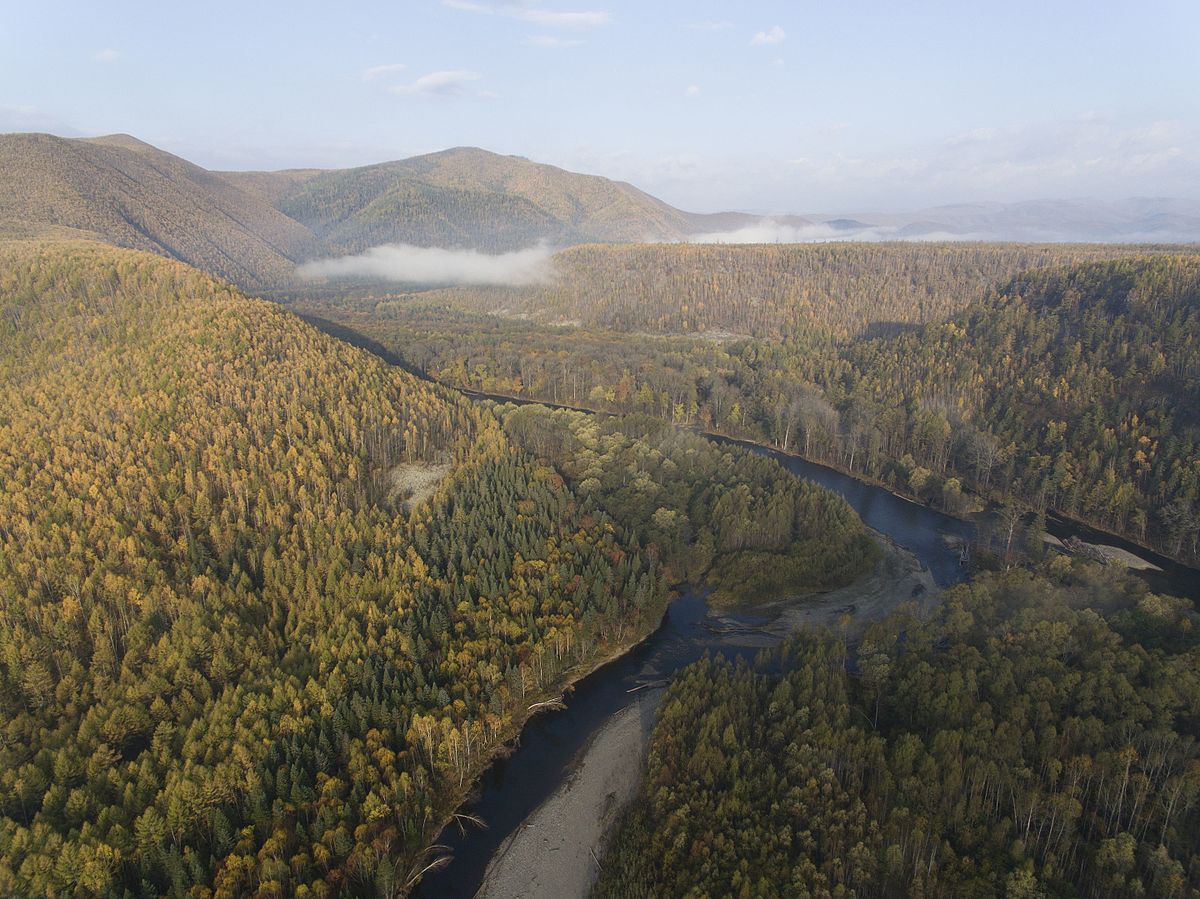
left=3, top=0, right=1199, bottom=213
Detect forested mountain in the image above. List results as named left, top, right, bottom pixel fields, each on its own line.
left=308, top=253, right=1200, bottom=564
left=0, top=134, right=315, bottom=288
left=0, top=132, right=787, bottom=288
left=418, top=242, right=1189, bottom=338
left=0, top=240, right=873, bottom=896
left=597, top=561, right=1200, bottom=898
left=0, top=240, right=652, bottom=896
left=248, top=147, right=721, bottom=255
left=844, top=256, right=1200, bottom=553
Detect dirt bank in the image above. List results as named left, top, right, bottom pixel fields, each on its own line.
left=758, top=532, right=940, bottom=638
left=476, top=688, right=665, bottom=899
left=475, top=536, right=938, bottom=898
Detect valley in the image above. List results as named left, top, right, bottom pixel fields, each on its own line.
left=1, top=125, right=1198, bottom=898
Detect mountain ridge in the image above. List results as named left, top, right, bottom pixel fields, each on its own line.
left=3, top=131, right=1198, bottom=292
left=0, top=132, right=317, bottom=287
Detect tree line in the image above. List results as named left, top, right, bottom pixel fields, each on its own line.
left=596, top=559, right=1200, bottom=898
left=0, top=241, right=874, bottom=896
left=369, top=242, right=1189, bottom=339
left=297, top=253, right=1200, bottom=564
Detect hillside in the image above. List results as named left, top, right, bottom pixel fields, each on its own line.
left=0, top=241, right=664, bottom=896
left=411, top=241, right=1187, bottom=338
left=253, top=147, right=710, bottom=255
left=0, top=240, right=875, bottom=896
left=845, top=255, right=1200, bottom=552
left=0, top=133, right=315, bottom=288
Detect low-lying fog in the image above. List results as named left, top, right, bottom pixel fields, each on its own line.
left=298, top=200, right=1200, bottom=287
left=298, top=243, right=554, bottom=287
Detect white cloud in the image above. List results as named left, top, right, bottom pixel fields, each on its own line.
left=390, top=70, right=482, bottom=97
left=525, top=34, right=584, bottom=47
left=688, top=220, right=980, bottom=244
left=444, top=1, right=610, bottom=29
left=92, top=48, right=120, bottom=63
left=362, top=62, right=407, bottom=81
left=750, top=26, right=786, bottom=46
left=685, top=84, right=701, bottom=97
left=298, top=243, right=555, bottom=286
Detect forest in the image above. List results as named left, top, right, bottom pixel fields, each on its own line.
left=596, top=559, right=1200, bottom=898
left=296, top=252, right=1200, bottom=565
left=494, top=404, right=877, bottom=604
left=0, top=240, right=873, bottom=897
left=375, top=242, right=1188, bottom=339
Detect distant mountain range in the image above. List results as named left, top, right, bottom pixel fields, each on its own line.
left=803, top=198, right=1200, bottom=243
left=1, top=131, right=1197, bottom=289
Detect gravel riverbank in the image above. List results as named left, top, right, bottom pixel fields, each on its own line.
left=475, top=536, right=938, bottom=898
left=476, top=687, right=665, bottom=899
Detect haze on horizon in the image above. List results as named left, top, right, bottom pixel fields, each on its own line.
left=2, top=0, right=1198, bottom=214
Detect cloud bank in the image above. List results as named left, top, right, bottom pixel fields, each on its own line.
left=298, top=244, right=555, bottom=286
left=688, top=221, right=979, bottom=244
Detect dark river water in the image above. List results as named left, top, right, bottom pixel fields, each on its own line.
left=412, top=393, right=1200, bottom=898
left=415, top=434, right=981, bottom=898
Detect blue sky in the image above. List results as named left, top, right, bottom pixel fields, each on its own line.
left=3, top=0, right=1198, bottom=212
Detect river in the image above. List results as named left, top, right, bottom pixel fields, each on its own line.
left=409, top=392, right=1200, bottom=898
left=273, top=328, right=1200, bottom=895
left=414, top=434, right=983, bottom=897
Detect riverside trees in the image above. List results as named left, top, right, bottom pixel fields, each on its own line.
left=0, top=241, right=875, bottom=896
left=597, top=561, right=1200, bottom=898
left=304, top=253, right=1200, bottom=564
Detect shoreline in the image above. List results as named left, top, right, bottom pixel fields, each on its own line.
left=473, top=534, right=936, bottom=899
left=460, top=387, right=1196, bottom=575
left=411, top=600, right=673, bottom=894
left=476, top=688, right=666, bottom=899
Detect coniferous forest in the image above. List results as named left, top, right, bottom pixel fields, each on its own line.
left=596, top=561, right=1200, bottom=899
left=300, top=251, right=1200, bottom=565
left=0, top=241, right=874, bottom=896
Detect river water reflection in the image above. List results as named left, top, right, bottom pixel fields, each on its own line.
left=417, top=394, right=1200, bottom=896
left=416, top=434, right=980, bottom=897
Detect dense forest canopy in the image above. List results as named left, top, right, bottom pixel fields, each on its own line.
left=0, top=241, right=660, bottom=897
left=493, top=405, right=877, bottom=604
left=597, top=561, right=1200, bottom=898
left=300, top=252, right=1200, bottom=565
left=0, top=241, right=873, bottom=897
left=379, top=242, right=1192, bottom=339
